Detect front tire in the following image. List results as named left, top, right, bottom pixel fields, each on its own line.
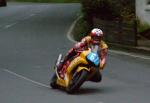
left=66, top=70, right=88, bottom=94
left=50, top=73, right=58, bottom=89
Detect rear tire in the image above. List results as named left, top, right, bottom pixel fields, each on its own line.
left=66, top=70, right=88, bottom=94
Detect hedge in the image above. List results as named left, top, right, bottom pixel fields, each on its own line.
left=80, top=0, right=135, bottom=31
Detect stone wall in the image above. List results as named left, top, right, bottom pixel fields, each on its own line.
left=94, top=18, right=137, bottom=46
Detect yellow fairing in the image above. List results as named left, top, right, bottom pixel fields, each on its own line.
left=56, top=49, right=91, bottom=87
left=77, top=66, right=90, bottom=73
left=56, top=78, right=66, bottom=87
left=100, top=40, right=108, bottom=49
left=80, top=49, right=91, bottom=59
left=67, top=49, right=91, bottom=74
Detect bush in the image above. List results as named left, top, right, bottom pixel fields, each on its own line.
left=79, top=0, right=136, bottom=38
left=81, top=0, right=135, bottom=21
left=81, top=0, right=120, bottom=20
left=15, top=0, right=80, bottom=3
left=137, top=18, right=150, bottom=33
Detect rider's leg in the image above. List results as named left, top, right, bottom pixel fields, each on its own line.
left=57, top=48, right=77, bottom=78
left=57, top=48, right=76, bottom=70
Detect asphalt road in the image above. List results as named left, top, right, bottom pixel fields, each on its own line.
left=0, top=2, right=150, bottom=103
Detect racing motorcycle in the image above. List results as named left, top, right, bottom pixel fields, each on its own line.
left=50, top=45, right=102, bottom=94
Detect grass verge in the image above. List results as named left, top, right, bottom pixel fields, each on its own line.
left=137, top=18, right=150, bottom=33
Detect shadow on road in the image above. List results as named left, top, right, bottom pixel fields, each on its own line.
left=48, top=85, right=117, bottom=95
left=73, top=86, right=117, bottom=95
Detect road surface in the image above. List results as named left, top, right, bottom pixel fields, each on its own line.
left=0, top=2, right=150, bottom=103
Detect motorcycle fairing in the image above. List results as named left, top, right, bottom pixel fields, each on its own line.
left=87, top=52, right=100, bottom=66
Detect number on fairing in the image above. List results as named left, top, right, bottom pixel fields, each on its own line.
left=87, top=52, right=100, bottom=66
left=89, top=54, right=96, bottom=61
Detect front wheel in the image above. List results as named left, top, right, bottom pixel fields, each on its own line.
left=50, top=73, right=58, bottom=89
left=66, top=70, right=88, bottom=94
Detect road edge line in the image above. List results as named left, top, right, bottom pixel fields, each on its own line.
left=67, top=16, right=81, bottom=43
left=3, top=69, right=50, bottom=88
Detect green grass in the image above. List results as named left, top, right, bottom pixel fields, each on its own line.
left=138, top=23, right=150, bottom=33
left=15, top=0, right=80, bottom=3
left=137, top=19, right=150, bottom=33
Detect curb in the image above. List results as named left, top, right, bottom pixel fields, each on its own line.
left=108, top=43, right=150, bottom=56
left=145, top=5, right=150, bottom=11
left=67, top=16, right=82, bottom=44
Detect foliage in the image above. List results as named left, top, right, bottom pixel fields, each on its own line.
left=81, top=0, right=118, bottom=20
left=81, top=0, right=135, bottom=21
left=77, top=0, right=136, bottom=40
left=15, top=0, right=80, bottom=3
left=137, top=18, right=150, bottom=33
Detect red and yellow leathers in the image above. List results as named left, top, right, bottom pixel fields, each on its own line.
left=58, top=35, right=108, bottom=78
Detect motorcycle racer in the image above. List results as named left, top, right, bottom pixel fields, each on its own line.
left=57, top=28, right=108, bottom=79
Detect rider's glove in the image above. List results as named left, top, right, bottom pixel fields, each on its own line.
left=100, top=63, right=104, bottom=70
left=99, top=59, right=106, bottom=70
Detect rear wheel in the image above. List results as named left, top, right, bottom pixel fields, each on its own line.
left=66, top=70, right=88, bottom=94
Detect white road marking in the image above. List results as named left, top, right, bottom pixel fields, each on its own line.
left=22, top=14, right=35, bottom=20
left=3, top=69, right=50, bottom=88
left=67, top=16, right=81, bottom=43
left=30, top=14, right=36, bottom=17
left=109, top=50, right=150, bottom=60
left=3, top=14, right=36, bottom=29
left=5, top=23, right=17, bottom=29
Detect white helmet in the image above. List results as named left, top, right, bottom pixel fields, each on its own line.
left=90, top=28, right=104, bottom=44
left=90, top=28, right=104, bottom=37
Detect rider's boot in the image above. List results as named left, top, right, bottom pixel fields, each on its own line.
left=57, top=63, right=63, bottom=71
left=56, top=63, right=65, bottom=79
left=56, top=56, right=69, bottom=79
